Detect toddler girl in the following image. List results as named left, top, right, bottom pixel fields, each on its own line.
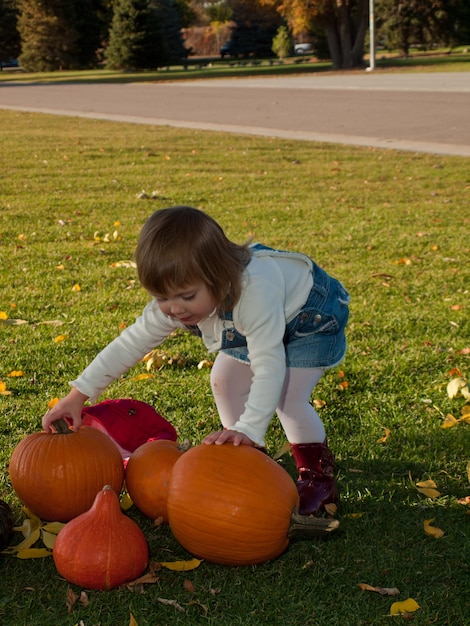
left=43, top=206, right=350, bottom=516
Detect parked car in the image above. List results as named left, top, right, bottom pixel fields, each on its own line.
left=294, top=43, right=313, bottom=55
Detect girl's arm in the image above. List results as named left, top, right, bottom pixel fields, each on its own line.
left=42, top=301, right=178, bottom=431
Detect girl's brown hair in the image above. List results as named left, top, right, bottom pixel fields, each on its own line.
left=135, top=206, right=252, bottom=312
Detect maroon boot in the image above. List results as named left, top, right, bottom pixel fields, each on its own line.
left=290, top=440, right=339, bottom=516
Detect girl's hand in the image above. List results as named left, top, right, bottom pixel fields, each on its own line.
left=202, top=430, right=256, bottom=447
left=42, top=388, right=89, bottom=433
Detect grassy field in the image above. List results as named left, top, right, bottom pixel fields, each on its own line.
left=0, top=47, right=469, bottom=85
left=0, top=99, right=469, bottom=626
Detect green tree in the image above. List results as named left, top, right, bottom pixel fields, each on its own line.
left=272, top=25, right=292, bottom=59
left=0, top=0, right=21, bottom=68
left=375, top=0, right=466, bottom=55
left=73, top=0, right=110, bottom=67
left=105, top=0, right=165, bottom=69
left=151, top=0, right=188, bottom=63
left=17, top=0, right=80, bottom=71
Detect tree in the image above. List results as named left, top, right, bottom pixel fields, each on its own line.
left=261, top=0, right=369, bottom=68
left=73, top=0, right=110, bottom=67
left=150, top=0, right=188, bottom=63
left=105, top=0, right=165, bottom=69
left=17, top=0, right=80, bottom=71
left=0, top=0, right=21, bottom=68
left=224, top=0, right=284, bottom=57
left=376, top=0, right=466, bottom=55
left=272, top=25, right=292, bottom=59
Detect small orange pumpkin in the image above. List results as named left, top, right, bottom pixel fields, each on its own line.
left=9, top=420, right=124, bottom=522
left=125, top=440, right=186, bottom=522
left=167, top=444, right=338, bottom=566
left=53, top=485, right=149, bottom=590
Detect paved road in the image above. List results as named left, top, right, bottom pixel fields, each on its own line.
left=1, top=72, right=469, bottom=156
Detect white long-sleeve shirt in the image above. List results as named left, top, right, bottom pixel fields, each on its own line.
left=71, top=251, right=313, bottom=446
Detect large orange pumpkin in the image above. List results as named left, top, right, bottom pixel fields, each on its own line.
left=167, top=444, right=338, bottom=566
left=53, top=485, right=149, bottom=590
left=9, top=421, right=124, bottom=522
left=125, top=439, right=187, bottom=522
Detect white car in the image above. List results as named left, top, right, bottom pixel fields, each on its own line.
left=294, top=43, right=313, bottom=55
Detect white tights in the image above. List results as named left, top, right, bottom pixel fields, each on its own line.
left=210, top=352, right=326, bottom=445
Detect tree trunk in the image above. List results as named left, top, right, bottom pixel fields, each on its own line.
left=351, top=0, right=369, bottom=66
left=320, top=0, right=369, bottom=69
left=323, top=17, right=343, bottom=68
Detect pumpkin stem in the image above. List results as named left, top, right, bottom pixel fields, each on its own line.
left=53, top=419, right=73, bottom=435
left=288, top=509, right=339, bottom=540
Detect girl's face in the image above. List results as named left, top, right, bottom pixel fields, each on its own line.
left=154, top=283, right=217, bottom=325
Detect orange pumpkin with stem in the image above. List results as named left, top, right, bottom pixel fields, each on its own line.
left=53, top=485, right=149, bottom=590
left=125, top=439, right=188, bottom=522
left=167, top=444, right=339, bottom=566
left=9, top=420, right=124, bottom=522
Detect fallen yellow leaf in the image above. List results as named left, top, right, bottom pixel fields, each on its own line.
left=0, top=311, right=8, bottom=319
left=72, top=283, right=81, bottom=292
left=131, top=373, right=155, bottom=381
left=54, top=334, right=68, bottom=343
left=120, top=492, right=134, bottom=511
left=197, top=359, right=213, bottom=370
left=447, top=377, right=468, bottom=399
left=48, top=397, right=59, bottom=409
left=377, top=427, right=391, bottom=443
left=424, top=519, right=445, bottom=538
left=129, top=613, right=139, bottom=626
left=160, top=558, right=202, bottom=571
left=416, top=480, right=441, bottom=499
left=0, top=381, right=12, bottom=395
left=273, top=441, right=291, bottom=460
left=8, top=370, right=25, bottom=377
left=16, top=548, right=52, bottom=559
left=390, top=598, right=420, bottom=616
left=442, top=414, right=458, bottom=428
left=1, top=509, right=64, bottom=558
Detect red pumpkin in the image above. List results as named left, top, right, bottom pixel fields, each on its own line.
left=9, top=421, right=124, bottom=522
left=167, top=444, right=338, bottom=566
left=125, top=439, right=186, bottom=523
left=53, top=485, right=149, bottom=590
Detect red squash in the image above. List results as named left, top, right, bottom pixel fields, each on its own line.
left=53, top=485, right=149, bottom=590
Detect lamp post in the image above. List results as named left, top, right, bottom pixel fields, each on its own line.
left=368, top=0, right=376, bottom=71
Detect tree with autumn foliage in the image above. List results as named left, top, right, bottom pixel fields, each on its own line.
left=17, top=0, right=80, bottom=71
left=261, top=0, right=369, bottom=68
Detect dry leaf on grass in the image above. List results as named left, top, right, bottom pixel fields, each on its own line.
left=159, top=558, right=202, bottom=571
left=156, top=598, right=185, bottom=613
left=358, top=583, right=400, bottom=596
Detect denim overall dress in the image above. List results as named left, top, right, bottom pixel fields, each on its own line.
left=190, top=244, right=350, bottom=369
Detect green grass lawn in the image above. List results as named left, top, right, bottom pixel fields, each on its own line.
left=0, top=105, right=469, bottom=626
left=0, top=47, right=469, bottom=85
